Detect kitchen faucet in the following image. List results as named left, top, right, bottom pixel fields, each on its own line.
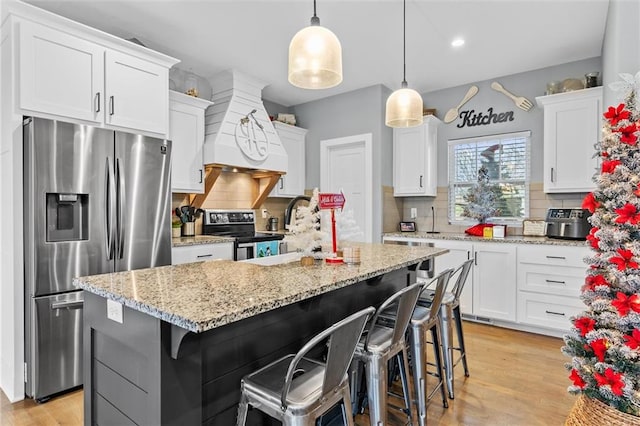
left=284, top=195, right=311, bottom=230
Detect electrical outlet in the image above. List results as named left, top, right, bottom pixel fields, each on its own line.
left=262, top=209, right=268, bottom=218
left=410, top=208, right=417, bottom=219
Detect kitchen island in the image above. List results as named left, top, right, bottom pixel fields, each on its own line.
left=75, top=243, right=446, bottom=425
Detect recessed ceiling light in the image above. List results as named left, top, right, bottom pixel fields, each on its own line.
left=451, top=38, right=465, bottom=47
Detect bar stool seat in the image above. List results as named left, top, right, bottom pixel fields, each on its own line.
left=236, top=306, right=375, bottom=426
left=418, top=259, right=474, bottom=400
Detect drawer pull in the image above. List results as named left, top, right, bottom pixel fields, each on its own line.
left=545, top=279, right=566, bottom=284
left=545, top=310, right=565, bottom=316
left=546, top=256, right=566, bottom=260
left=197, top=254, right=213, bottom=258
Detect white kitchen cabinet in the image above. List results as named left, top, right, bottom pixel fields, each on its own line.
left=536, top=87, right=602, bottom=193
left=473, top=242, right=517, bottom=321
left=171, top=242, right=234, bottom=265
left=393, top=115, right=439, bottom=196
left=104, top=50, right=170, bottom=135
left=17, top=19, right=176, bottom=136
left=19, top=20, right=104, bottom=124
left=169, top=91, right=213, bottom=193
left=517, top=244, right=589, bottom=332
left=270, top=122, right=307, bottom=197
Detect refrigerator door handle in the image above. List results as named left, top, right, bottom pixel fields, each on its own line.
left=116, top=157, right=125, bottom=259
left=105, top=158, right=116, bottom=260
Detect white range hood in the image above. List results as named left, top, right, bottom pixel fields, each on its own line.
left=203, top=70, right=287, bottom=172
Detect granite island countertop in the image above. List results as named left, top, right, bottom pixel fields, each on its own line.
left=383, top=232, right=588, bottom=247
left=74, top=243, right=447, bottom=333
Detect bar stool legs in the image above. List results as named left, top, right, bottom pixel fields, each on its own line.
left=454, top=305, right=470, bottom=377
left=440, top=302, right=469, bottom=399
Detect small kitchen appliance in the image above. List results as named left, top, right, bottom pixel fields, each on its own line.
left=203, top=210, right=285, bottom=260
left=545, top=208, right=592, bottom=240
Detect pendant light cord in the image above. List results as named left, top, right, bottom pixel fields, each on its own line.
left=311, top=0, right=319, bottom=25
left=402, top=0, right=408, bottom=87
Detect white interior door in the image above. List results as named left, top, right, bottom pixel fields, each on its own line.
left=320, top=134, right=373, bottom=242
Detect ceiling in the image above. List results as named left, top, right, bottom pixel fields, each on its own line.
left=26, top=0, right=610, bottom=107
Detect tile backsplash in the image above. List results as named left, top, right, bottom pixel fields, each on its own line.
left=399, top=182, right=587, bottom=235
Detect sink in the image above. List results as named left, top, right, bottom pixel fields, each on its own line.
left=241, top=252, right=303, bottom=266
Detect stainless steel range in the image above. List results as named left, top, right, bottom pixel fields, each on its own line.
left=202, top=210, right=285, bottom=260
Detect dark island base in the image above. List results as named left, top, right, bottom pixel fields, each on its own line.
left=83, top=266, right=415, bottom=425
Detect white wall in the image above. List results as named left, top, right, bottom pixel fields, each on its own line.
left=602, top=0, right=640, bottom=107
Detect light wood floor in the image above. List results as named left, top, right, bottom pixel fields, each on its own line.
left=0, top=322, right=575, bottom=425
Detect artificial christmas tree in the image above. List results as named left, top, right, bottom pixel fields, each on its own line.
left=461, top=165, right=500, bottom=223
left=563, top=72, right=640, bottom=424
left=284, top=188, right=325, bottom=256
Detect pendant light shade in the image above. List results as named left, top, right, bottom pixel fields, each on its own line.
left=385, top=0, right=423, bottom=128
left=288, top=0, right=342, bottom=89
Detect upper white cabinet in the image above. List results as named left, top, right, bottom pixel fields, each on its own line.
left=19, top=20, right=104, bottom=124
left=169, top=91, right=213, bottom=193
left=270, top=122, right=307, bottom=198
left=17, top=18, right=178, bottom=136
left=536, top=87, right=602, bottom=193
left=393, top=115, right=439, bottom=196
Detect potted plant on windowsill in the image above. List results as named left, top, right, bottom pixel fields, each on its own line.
left=563, top=72, right=640, bottom=425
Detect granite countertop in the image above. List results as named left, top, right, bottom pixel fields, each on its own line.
left=383, top=232, right=588, bottom=248
left=172, top=235, right=235, bottom=247
left=74, top=243, right=447, bottom=333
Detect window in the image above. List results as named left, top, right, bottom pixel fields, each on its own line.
left=448, top=131, right=531, bottom=223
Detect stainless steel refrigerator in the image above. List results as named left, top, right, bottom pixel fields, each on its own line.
left=23, top=117, right=172, bottom=401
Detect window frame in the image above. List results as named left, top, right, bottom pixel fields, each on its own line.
left=447, top=130, right=531, bottom=226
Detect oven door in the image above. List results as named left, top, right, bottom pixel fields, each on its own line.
left=235, top=242, right=254, bottom=261
left=236, top=240, right=281, bottom=261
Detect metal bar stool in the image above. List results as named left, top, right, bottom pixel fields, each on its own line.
left=419, top=259, right=473, bottom=399
left=380, top=268, right=453, bottom=426
left=352, top=281, right=423, bottom=426
left=236, top=306, right=375, bottom=426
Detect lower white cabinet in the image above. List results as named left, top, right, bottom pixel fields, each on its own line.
left=472, top=242, right=517, bottom=322
left=517, top=244, right=589, bottom=332
left=171, top=243, right=234, bottom=265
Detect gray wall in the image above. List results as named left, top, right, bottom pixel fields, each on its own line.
left=290, top=84, right=393, bottom=240
left=263, top=100, right=292, bottom=118
left=602, top=0, right=640, bottom=107
left=421, top=57, right=602, bottom=186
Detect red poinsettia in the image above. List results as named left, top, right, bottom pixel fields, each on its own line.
left=614, top=203, right=640, bottom=225
left=609, top=249, right=639, bottom=271
left=602, top=151, right=609, bottom=158
left=569, top=369, right=586, bottom=388
left=623, top=329, right=640, bottom=350
left=582, top=274, right=610, bottom=292
left=574, top=317, right=596, bottom=336
left=602, top=160, right=622, bottom=174
left=590, top=338, right=609, bottom=362
left=594, top=368, right=625, bottom=396
left=616, top=123, right=638, bottom=145
left=582, top=192, right=601, bottom=213
left=604, top=103, right=631, bottom=126
left=611, top=292, right=640, bottom=316
left=586, top=227, right=600, bottom=249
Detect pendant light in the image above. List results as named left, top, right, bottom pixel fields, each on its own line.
left=288, top=0, right=342, bottom=89
left=385, top=0, right=423, bottom=128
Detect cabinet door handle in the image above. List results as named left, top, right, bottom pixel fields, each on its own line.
left=419, top=175, right=423, bottom=188
left=546, top=255, right=566, bottom=260
left=474, top=251, right=478, bottom=266
left=109, top=96, right=115, bottom=116
left=197, top=254, right=213, bottom=258
left=545, top=279, right=566, bottom=284
left=467, top=250, right=471, bottom=260
left=95, top=92, right=101, bottom=113
left=199, top=169, right=203, bottom=183
left=545, top=310, right=565, bottom=316
left=279, top=177, right=284, bottom=189
left=550, top=167, right=554, bottom=183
